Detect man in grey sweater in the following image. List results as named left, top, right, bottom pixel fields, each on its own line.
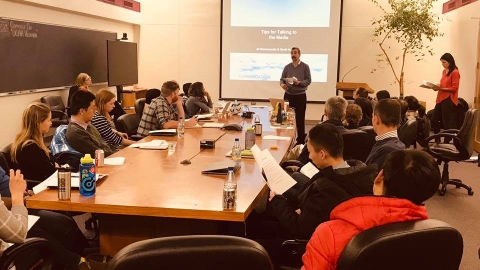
left=280, top=47, right=311, bottom=144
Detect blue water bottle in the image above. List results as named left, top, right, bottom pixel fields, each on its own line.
left=79, top=154, right=96, bottom=196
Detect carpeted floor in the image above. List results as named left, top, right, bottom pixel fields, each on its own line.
left=426, top=159, right=480, bottom=269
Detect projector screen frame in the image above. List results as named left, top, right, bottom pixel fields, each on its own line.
left=219, top=0, right=345, bottom=104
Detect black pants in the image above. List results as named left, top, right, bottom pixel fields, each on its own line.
left=431, top=97, right=458, bottom=134
left=19, top=210, right=90, bottom=270
left=284, top=93, right=307, bottom=144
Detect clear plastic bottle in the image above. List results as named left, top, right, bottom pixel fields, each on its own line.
left=177, top=117, right=185, bottom=138
left=232, top=138, right=241, bottom=164
left=223, top=167, right=237, bottom=210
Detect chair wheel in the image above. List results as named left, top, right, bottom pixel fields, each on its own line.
left=438, top=190, right=446, bottom=196
left=468, top=190, right=474, bottom=196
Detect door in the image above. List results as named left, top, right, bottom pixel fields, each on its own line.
left=475, top=21, right=480, bottom=151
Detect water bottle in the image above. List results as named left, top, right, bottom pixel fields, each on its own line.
left=223, top=167, right=237, bottom=210
left=79, top=154, right=96, bottom=196
left=57, top=165, right=71, bottom=200
left=232, top=138, right=241, bottom=164
left=276, top=103, right=283, bottom=124
left=284, top=99, right=289, bottom=112
left=177, top=117, right=185, bottom=138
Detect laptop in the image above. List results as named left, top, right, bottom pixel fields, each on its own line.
left=269, top=98, right=285, bottom=109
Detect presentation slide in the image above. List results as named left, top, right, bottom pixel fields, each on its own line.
left=221, top=0, right=342, bottom=102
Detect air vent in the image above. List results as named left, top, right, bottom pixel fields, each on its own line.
left=443, top=0, right=478, bottom=14
left=97, top=0, right=140, bottom=12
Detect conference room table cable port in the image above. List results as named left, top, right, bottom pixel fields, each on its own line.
left=26, top=108, right=296, bottom=255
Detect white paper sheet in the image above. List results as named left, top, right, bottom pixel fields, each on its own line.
left=259, top=150, right=296, bottom=194
left=250, top=145, right=264, bottom=171
left=202, top=123, right=225, bottom=128
left=32, top=171, right=108, bottom=194
left=196, top=113, right=214, bottom=119
left=104, top=157, right=125, bottom=166
left=420, top=80, right=436, bottom=89
left=27, top=215, right=40, bottom=231
left=262, top=135, right=291, bottom=141
left=270, top=126, right=294, bottom=130
left=299, top=162, right=320, bottom=179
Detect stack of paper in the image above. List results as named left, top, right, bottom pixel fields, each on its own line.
left=197, top=113, right=214, bottom=120
left=149, top=129, right=177, bottom=136
left=420, top=80, right=436, bottom=89
left=250, top=145, right=296, bottom=194
left=130, top=140, right=168, bottom=149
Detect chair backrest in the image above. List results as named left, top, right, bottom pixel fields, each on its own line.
left=40, top=95, right=66, bottom=112
left=397, top=116, right=418, bottom=148
left=342, top=129, right=375, bottom=162
left=0, top=237, right=54, bottom=270
left=456, top=108, right=478, bottom=158
left=134, top=98, right=146, bottom=116
left=337, top=219, right=463, bottom=270
left=107, top=235, right=273, bottom=270
left=0, top=144, right=15, bottom=171
left=116, top=114, right=141, bottom=137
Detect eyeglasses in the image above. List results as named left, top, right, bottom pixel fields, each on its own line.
left=86, top=77, right=92, bottom=81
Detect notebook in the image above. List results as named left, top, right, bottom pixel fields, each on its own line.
left=149, top=129, right=177, bottom=136
left=225, top=149, right=255, bottom=159
left=130, top=140, right=168, bottom=149
left=33, top=172, right=108, bottom=194
left=201, top=161, right=241, bottom=175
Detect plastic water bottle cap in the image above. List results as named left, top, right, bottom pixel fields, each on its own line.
left=235, top=138, right=239, bottom=141
left=228, top=167, right=234, bottom=171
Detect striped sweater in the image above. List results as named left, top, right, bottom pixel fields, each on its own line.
left=91, top=112, right=123, bottom=146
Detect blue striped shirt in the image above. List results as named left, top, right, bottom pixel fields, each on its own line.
left=91, top=112, right=123, bottom=146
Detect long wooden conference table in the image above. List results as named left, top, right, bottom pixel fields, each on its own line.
left=27, top=108, right=296, bottom=255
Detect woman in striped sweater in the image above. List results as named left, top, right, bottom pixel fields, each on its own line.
left=91, top=89, right=135, bottom=147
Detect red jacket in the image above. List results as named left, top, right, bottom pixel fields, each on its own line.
left=301, top=196, right=428, bottom=270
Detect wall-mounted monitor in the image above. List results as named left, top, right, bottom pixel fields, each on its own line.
left=107, top=40, right=138, bottom=86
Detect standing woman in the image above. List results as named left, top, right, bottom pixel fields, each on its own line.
left=68, top=73, right=126, bottom=121
left=67, top=73, right=92, bottom=107
left=92, top=89, right=135, bottom=147
left=431, top=53, right=460, bottom=136
left=185, top=82, right=213, bottom=116
left=11, top=103, right=56, bottom=182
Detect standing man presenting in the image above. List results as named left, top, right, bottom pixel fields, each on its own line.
left=280, top=47, right=311, bottom=144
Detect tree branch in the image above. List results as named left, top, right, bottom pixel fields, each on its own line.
left=378, top=30, right=400, bottom=84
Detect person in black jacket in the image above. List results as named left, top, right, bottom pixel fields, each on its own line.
left=269, top=123, right=377, bottom=240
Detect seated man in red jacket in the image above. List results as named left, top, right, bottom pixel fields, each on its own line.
left=301, top=149, right=441, bottom=270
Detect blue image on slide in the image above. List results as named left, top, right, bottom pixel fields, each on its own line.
left=230, top=53, right=327, bottom=82
left=231, top=0, right=331, bottom=28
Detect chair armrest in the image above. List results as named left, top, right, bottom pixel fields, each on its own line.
left=425, top=133, right=462, bottom=157
left=0, top=238, right=54, bottom=269
left=439, top=129, right=459, bottom=134
left=281, top=239, right=309, bottom=247
left=281, top=160, right=305, bottom=170
left=51, top=110, right=69, bottom=121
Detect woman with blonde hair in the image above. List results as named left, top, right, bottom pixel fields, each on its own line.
left=91, top=89, right=135, bottom=147
left=11, top=102, right=56, bottom=182
left=68, top=73, right=92, bottom=107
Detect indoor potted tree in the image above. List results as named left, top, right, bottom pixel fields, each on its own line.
left=369, top=0, right=443, bottom=98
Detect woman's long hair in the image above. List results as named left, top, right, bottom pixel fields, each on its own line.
left=440, top=53, right=458, bottom=76
left=188, top=82, right=205, bottom=98
left=11, top=102, right=51, bottom=163
left=95, top=89, right=116, bottom=121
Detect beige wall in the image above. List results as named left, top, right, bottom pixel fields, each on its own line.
left=1, top=0, right=479, bottom=147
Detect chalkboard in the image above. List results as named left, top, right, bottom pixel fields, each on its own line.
left=0, top=18, right=117, bottom=94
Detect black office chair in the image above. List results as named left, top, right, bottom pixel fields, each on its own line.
left=342, top=129, right=375, bottom=162
left=134, top=98, right=146, bottom=115
left=107, top=235, right=273, bottom=270
left=336, top=219, right=463, bottom=270
left=426, top=108, right=478, bottom=196
left=0, top=144, right=40, bottom=190
left=0, top=237, right=54, bottom=270
left=398, top=116, right=418, bottom=148
left=40, top=95, right=69, bottom=127
left=116, top=114, right=143, bottom=141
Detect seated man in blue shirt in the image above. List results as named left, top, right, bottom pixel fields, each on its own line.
left=0, top=167, right=11, bottom=197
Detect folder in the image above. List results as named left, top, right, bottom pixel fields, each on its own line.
left=149, top=129, right=177, bottom=136
left=201, top=161, right=241, bottom=175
